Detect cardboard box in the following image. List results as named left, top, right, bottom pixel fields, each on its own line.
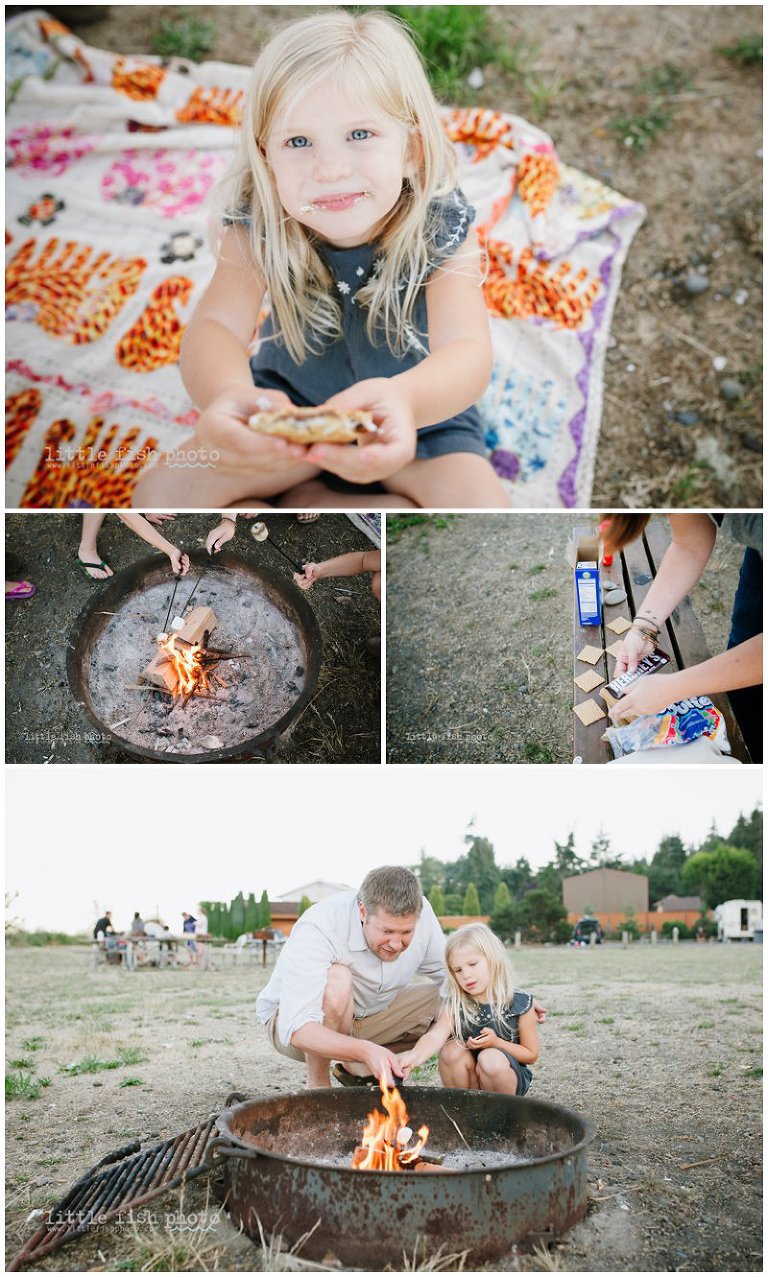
left=567, top=531, right=602, bottom=626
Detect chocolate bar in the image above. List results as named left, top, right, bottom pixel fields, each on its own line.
left=605, top=648, right=671, bottom=699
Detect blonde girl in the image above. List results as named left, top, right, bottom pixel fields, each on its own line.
left=135, top=9, right=509, bottom=511
left=398, top=923, right=539, bottom=1095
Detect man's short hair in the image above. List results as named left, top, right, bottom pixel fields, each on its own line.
left=358, top=866, right=423, bottom=917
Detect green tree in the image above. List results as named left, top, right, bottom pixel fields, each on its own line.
left=429, top=884, right=445, bottom=916
left=230, top=892, right=246, bottom=939
left=259, top=890, right=272, bottom=927
left=588, top=831, right=623, bottom=869
left=648, top=834, right=687, bottom=901
left=501, top=857, right=535, bottom=898
left=518, top=887, right=568, bottom=943
left=463, top=882, right=481, bottom=915
left=727, top=807, right=763, bottom=873
left=414, top=850, right=445, bottom=895
left=245, top=893, right=259, bottom=933
left=493, top=881, right=511, bottom=911
left=681, top=844, right=759, bottom=909
left=488, top=899, right=524, bottom=942
left=462, top=834, right=501, bottom=911
left=444, top=892, right=463, bottom=913
left=297, top=895, right=312, bottom=917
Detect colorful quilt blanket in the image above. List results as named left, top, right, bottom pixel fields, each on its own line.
left=5, top=11, right=645, bottom=508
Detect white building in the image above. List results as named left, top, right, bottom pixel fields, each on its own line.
left=273, top=881, right=352, bottom=904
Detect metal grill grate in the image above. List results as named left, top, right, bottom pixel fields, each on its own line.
left=9, top=1117, right=218, bottom=1272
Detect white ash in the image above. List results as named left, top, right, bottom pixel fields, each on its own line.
left=85, top=568, right=308, bottom=755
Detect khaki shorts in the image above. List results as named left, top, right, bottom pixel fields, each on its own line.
left=265, top=982, right=441, bottom=1063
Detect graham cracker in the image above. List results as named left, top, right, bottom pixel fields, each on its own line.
left=606, top=615, right=632, bottom=635
left=600, top=687, right=621, bottom=710
left=573, top=698, right=607, bottom=726
left=605, top=638, right=626, bottom=658
left=574, top=669, right=605, bottom=693
left=576, top=644, right=603, bottom=665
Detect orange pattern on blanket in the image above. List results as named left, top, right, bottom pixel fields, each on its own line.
left=111, top=58, right=166, bottom=101
left=175, top=86, right=244, bottom=127
left=6, top=238, right=147, bottom=344
left=481, top=237, right=599, bottom=329
left=6, top=389, right=42, bottom=469
left=444, top=108, right=517, bottom=162
left=116, top=277, right=194, bottom=372
left=21, top=415, right=158, bottom=508
left=38, top=18, right=71, bottom=40
left=516, top=152, right=560, bottom=217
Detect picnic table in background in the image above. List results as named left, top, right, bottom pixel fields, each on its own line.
left=573, top=519, right=750, bottom=764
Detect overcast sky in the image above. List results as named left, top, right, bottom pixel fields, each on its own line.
left=6, top=766, right=761, bottom=933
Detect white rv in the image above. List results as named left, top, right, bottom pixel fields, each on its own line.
left=714, top=899, right=763, bottom=942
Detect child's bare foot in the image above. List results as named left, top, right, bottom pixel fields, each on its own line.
left=77, top=554, right=113, bottom=581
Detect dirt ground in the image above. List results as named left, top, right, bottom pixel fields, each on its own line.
left=4, top=513, right=380, bottom=764
left=41, top=3, right=763, bottom=507
left=5, top=942, right=762, bottom=1272
left=386, top=514, right=743, bottom=764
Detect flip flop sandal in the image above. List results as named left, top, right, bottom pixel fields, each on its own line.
left=78, top=559, right=112, bottom=581
left=332, top=1062, right=378, bottom=1087
left=602, top=582, right=627, bottom=606
left=295, top=514, right=320, bottom=523
left=5, top=580, right=36, bottom=600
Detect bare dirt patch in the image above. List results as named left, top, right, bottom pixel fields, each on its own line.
left=5, top=513, right=380, bottom=764
left=48, top=3, right=762, bottom=507
left=5, top=943, right=761, bottom=1272
left=385, top=514, right=743, bottom=763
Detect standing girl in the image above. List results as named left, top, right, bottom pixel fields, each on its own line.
left=135, top=10, right=508, bottom=511
left=398, top=923, right=539, bottom=1095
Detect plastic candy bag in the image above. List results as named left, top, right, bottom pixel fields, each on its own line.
left=603, top=696, right=730, bottom=759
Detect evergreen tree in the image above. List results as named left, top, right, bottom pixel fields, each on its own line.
left=463, top=882, right=481, bottom=915
left=648, top=834, right=687, bottom=901
left=245, top=893, right=259, bottom=933
left=444, top=892, right=463, bottom=914
left=501, top=857, right=535, bottom=898
left=297, top=895, right=312, bottom=917
left=429, top=883, right=446, bottom=916
left=727, top=807, right=763, bottom=871
left=462, top=834, right=501, bottom=910
left=259, top=890, right=272, bottom=927
left=414, top=850, right=444, bottom=895
left=230, top=892, right=246, bottom=939
left=493, top=881, right=511, bottom=911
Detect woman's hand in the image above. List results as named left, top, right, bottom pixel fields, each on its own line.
left=293, top=562, right=319, bottom=590
left=190, top=387, right=314, bottom=478
left=167, top=547, right=190, bottom=577
left=310, top=379, right=417, bottom=484
left=615, top=627, right=655, bottom=675
left=608, top=672, right=680, bottom=721
left=207, top=520, right=236, bottom=555
left=466, top=1027, right=501, bottom=1051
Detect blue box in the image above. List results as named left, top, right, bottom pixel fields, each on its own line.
left=575, top=560, right=601, bottom=626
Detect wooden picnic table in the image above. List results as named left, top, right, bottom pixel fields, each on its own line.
left=573, top=518, right=750, bottom=764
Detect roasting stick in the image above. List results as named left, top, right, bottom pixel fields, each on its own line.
left=161, top=573, right=182, bottom=634
left=251, top=521, right=305, bottom=575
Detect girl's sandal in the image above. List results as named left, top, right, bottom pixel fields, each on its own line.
left=5, top=580, right=36, bottom=600
left=295, top=514, right=320, bottom=523
left=78, top=559, right=112, bottom=581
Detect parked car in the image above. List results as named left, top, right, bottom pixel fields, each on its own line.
left=572, top=916, right=603, bottom=945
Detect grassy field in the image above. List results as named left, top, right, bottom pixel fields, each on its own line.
left=5, top=942, right=762, bottom=1271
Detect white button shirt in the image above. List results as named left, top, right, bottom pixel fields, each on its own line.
left=256, top=892, right=446, bottom=1046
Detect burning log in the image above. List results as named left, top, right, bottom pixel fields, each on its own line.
left=351, top=1076, right=433, bottom=1173
left=140, top=606, right=217, bottom=695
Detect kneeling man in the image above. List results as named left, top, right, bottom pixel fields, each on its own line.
left=257, top=866, right=444, bottom=1088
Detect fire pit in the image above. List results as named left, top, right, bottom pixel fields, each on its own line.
left=67, top=551, right=321, bottom=761
left=213, top=1088, right=595, bottom=1267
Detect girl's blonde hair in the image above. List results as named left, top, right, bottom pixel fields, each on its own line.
left=218, top=8, right=458, bottom=362
left=444, top=924, right=516, bottom=1040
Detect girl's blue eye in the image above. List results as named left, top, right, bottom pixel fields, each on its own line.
left=286, top=136, right=310, bottom=149
left=350, top=129, right=372, bottom=141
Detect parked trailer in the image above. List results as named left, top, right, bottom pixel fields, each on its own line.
left=714, top=899, right=763, bottom=942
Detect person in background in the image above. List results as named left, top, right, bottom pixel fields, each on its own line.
left=182, top=911, right=198, bottom=966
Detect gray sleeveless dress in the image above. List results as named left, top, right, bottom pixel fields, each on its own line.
left=240, top=190, right=487, bottom=469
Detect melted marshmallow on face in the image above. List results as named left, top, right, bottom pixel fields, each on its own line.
left=266, top=78, right=409, bottom=248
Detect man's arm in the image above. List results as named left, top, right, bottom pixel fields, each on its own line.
left=290, top=1022, right=404, bottom=1084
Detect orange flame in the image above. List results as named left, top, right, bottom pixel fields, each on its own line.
left=159, top=633, right=205, bottom=697
left=351, top=1075, right=429, bottom=1172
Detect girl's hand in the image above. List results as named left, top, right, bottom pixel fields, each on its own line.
left=144, top=514, right=176, bottom=525
left=615, top=627, right=655, bottom=675
left=396, top=1049, right=419, bottom=1080
left=207, top=520, right=236, bottom=555
left=293, top=562, right=319, bottom=590
left=310, top=379, right=416, bottom=484
left=608, top=672, right=679, bottom=721
left=191, top=388, right=315, bottom=478
left=466, top=1027, right=500, bottom=1050
left=168, top=547, right=190, bottom=577
left=532, top=998, right=547, bottom=1024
